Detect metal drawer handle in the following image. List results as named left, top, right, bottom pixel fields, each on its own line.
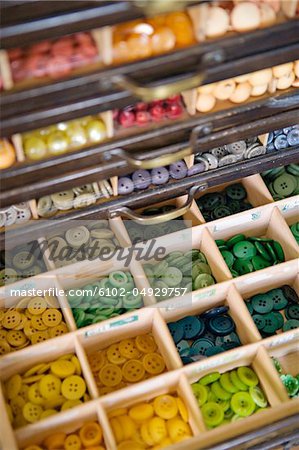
left=109, top=184, right=207, bottom=224
left=110, top=146, right=193, bottom=169
left=113, top=71, right=205, bottom=102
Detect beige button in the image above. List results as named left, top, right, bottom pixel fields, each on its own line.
left=276, top=71, right=295, bottom=90
left=196, top=93, right=216, bottom=112
left=206, top=6, right=229, bottom=38
left=229, top=82, right=251, bottom=103
left=260, top=3, right=276, bottom=26
left=248, top=68, right=272, bottom=86
left=272, top=62, right=294, bottom=78
left=213, top=79, right=236, bottom=101
left=231, top=2, right=261, bottom=32
left=251, top=84, right=268, bottom=96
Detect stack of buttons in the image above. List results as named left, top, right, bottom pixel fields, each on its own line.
left=196, top=183, right=253, bottom=222
left=46, top=220, right=119, bottom=268
left=144, top=249, right=216, bottom=302
left=272, top=358, right=299, bottom=399
left=262, top=164, right=299, bottom=200
left=0, top=203, right=32, bottom=228
left=8, top=32, right=100, bottom=83
left=125, top=205, right=186, bottom=243
left=67, top=271, right=143, bottom=328
left=88, top=334, right=166, bottom=396
left=23, top=421, right=105, bottom=450
left=118, top=160, right=188, bottom=194
left=37, top=184, right=100, bottom=217
left=0, top=241, right=47, bottom=286
left=266, top=126, right=299, bottom=152
left=115, top=95, right=185, bottom=129
left=0, top=139, right=16, bottom=169
left=0, top=295, right=68, bottom=356
left=108, top=394, right=192, bottom=447
left=216, top=234, right=285, bottom=277
left=3, top=354, right=88, bottom=428
left=168, top=306, right=241, bottom=365
left=22, top=115, right=107, bottom=161
left=193, top=137, right=266, bottom=172
left=192, top=367, right=269, bottom=428
left=290, top=221, right=299, bottom=244
left=246, top=285, right=299, bottom=336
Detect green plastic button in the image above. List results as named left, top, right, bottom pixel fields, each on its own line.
left=252, top=294, right=273, bottom=314
left=254, top=241, right=272, bottom=262
left=233, top=241, right=257, bottom=259
left=252, top=255, right=271, bottom=271
left=272, top=241, right=285, bottom=263
left=193, top=274, right=215, bottom=290
left=200, top=372, right=220, bottom=386
left=202, top=402, right=224, bottom=427
left=231, top=392, right=255, bottom=417
left=262, top=312, right=279, bottom=334
left=270, top=289, right=288, bottom=310
left=226, top=234, right=246, bottom=248
left=221, top=250, right=235, bottom=268
left=192, top=383, right=208, bottom=406
left=230, top=370, right=248, bottom=391
left=252, top=314, right=266, bottom=330
left=233, top=259, right=254, bottom=276
left=211, top=381, right=231, bottom=400
left=226, top=184, right=246, bottom=200
left=237, top=367, right=258, bottom=387
left=283, top=319, right=299, bottom=332
left=220, top=373, right=238, bottom=394
left=273, top=173, right=297, bottom=197
left=161, top=267, right=183, bottom=287
left=249, top=386, right=267, bottom=407
left=285, top=304, right=299, bottom=320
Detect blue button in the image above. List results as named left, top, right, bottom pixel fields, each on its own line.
left=191, top=338, right=214, bottom=355
left=274, top=134, right=288, bottom=150
left=176, top=339, right=190, bottom=355
left=201, top=330, right=217, bottom=343
left=205, top=346, right=225, bottom=357
left=201, top=306, right=229, bottom=319
left=208, top=314, right=235, bottom=336
left=287, top=128, right=299, bottom=147
left=222, top=341, right=240, bottom=351
left=168, top=321, right=184, bottom=344
left=179, top=316, right=204, bottom=339
left=215, top=332, right=240, bottom=346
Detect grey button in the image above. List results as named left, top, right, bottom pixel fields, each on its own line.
left=226, top=141, right=246, bottom=155
left=202, top=153, right=218, bottom=169
left=245, top=145, right=267, bottom=159
left=211, top=147, right=228, bottom=158
left=4, top=208, right=17, bottom=226
left=218, top=155, right=239, bottom=166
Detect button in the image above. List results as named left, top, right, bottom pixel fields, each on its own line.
left=273, top=173, right=297, bottom=197
left=233, top=241, right=256, bottom=259
left=252, top=294, right=273, bottom=314
left=99, top=364, right=123, bottom=387
left=23, top=402, right=43, bottom=423
left=237, top=367, right=258, bottom=387
left=249, top=386, right=267, bottom=407
left=143, top=353, right=165, bottom=375
left=135, top=334, right=157, bottom=353
left=201, top=402, right=224, bottom=427
left=285, top=304, right=299, bottom=320
left=50, top=360, right=76, bottom=378
left=191, top=338, right=214, bottom=356
left=153, top=394, right=178, bottom=419
left=65, top=226, right=90, bottom=248
left=61, top=375, right=86, bottom=400
left=180, top=316, right=204, bottom=339
left=208, top=315, right=235, bottom=336
left=39, top=374, right=61, bottom=399
left=168, top=322, right=184, bottom=344
left=79, top=422, right=103, bottom=447
left=283, top=319, right=299, bottom=331
left=122, top=360, right=145, bottom=382
left=231, top=392, right=255, bottom=416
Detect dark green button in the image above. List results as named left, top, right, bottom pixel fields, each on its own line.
left=233, top=241, right=257, bottom=259
left=282, top=285, right=299, bottom=303
left=270, top=288, right=288, bottom=310
left=252, top=314, right=265, bottom=330
left=233, top=259, right=254, bottom=275
left=221, top=250, right=235, bottom=268
left=265, top=242, right=278, bottom=263
left=252, top=255, right=271, bottom=271
left=272, top=241, right=285, bottom=263
left=285, top=304, right=299, bottom=320
left=283, top=319, right=299, bottom=332
left=226, top=184, right=246, bottom=200
left=226, top=234, right=245, bottom=248
left=272, top=311, right=284, bottom=329
left=213, top=206, right=231, bottom=219
left=252, top=294, right=273, bottom=314
left=263, top=312, right=279, bottom=334
left=208, top=315, right=235, bottom=336
left=254, top=241, right=272, bottom=262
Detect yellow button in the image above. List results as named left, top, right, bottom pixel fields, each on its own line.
left=153, top=395, right=178, bottom=419
left=13, top=313, right=28, bottom=330
left=28, top=297, right=47, bottom=315
left=40, top=409, right=57, bottom=419
left=135, top=334, right=157, bottom=353
left=10, top=395, right=25, bottom=417
left=31, top=331, right=49, bottom=345
left=6, top=329, right=27, bottom=347
left=28, top=383, right=44, bottom=405
left=166, top=417, right=192, bottom=443
left=119, top=339, right=141, bottom=359
left=99, top=364, right=123, bottom=387
left=129, top=403, right=154, bottom=422
left=110, top=417, right=123, bottom=443
left=0, top=340, right=11, bottom=355
left=49, top=323, right=68, bottom=338
left=140, top=423, right=155, bottom=446
left=19, top=384, right=29, bottom=401
left=39, top=374, right=61, bottom=400
left=118, top=441, right=145, bottom=450
left=61, top=375, right=86, bottom=400
left=107, top=344, right=127, bottom=365
left=23, top=323, right=36, bottom=338
left=0, top=308, right=5, bottom=321
left=177, top=397, right=188, bottom=422
left=148, top=417, right=167, bottom=444
left=117, top=415, right=136, bottom=440
left=23, top=402, right=43, bottom=423
left=3, top=310, right=21, bottom=329
left=64, top=434, right=82, bottom=450
left=24, top=363, right=48, bottom=377
left=0, top=329, right=7, bottom=340
left=50, top=360, right=75, bottom=378
left=109, top=407, right=128, bottom=418
left=61, top=399, right=82, bottom=411
left=122, top=360, right=145, bottom=383
left=43, top=395, right=65, bottom=410
left=143, top=353, right=165, bottom=375
left=71, top=356, right=82, bottom=375
left=79, top=421, right=102, bottom=447
left=6, top=374, right=22, bottom=400
left=42, top=309, right=62, bottom=327
left=31, top=315, right=48, bottom=331
left=89, top=352, right=107, bottom=372
left=23, top=374, right=43, bottom=384
left=43, top=432, right=66, bottom=450
left=23, top=446, right=43, bottom=450
left=15, top=297, right=30, bottom=309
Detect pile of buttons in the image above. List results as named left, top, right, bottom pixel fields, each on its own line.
left=0, top=203, right=32, bottom=228
left=0, top=295, right=68, bottom=356
left=168, top=306, right=241, bottom=365
left=216, top=234, right=285, bottom=277
left=113, top=11, right=195, bottom=63
left=23, top=421, right=105, bottom=450
left=118, top=160, right=189, bottom=194
left=88, top=334, right=166, bottom=396
left=290, top=221, right=299, bottom=244
left=46, top=220, right=119, bottom=268
left=0, top=241, right=47, bottom=286
left=144, top=249, right=216, bottom=301
left=192, top=367, right=269, bottom=428
left=272, top=358, right=299, bottom=399
left=114, top=95, right=185, bottom=129
left=267, top=125, right=299, bottom=152
left=194, top=137, right=266, bottom=171
left=108, top=394, right=192, bottom=447
left=196, top=62, right=298, bottom=112
left=125, top=205, right=186, bottom=243
left=37, top=184, right=100, bottom=217
left=0, top=138, right=16, bottom=169
left=67, top=271, right=143, bottom=328
left=22, top=115, right=107, bottom=161
left=196, top=183, right=253, bottom=222
left=3, top=354, right=88, bottom=428
left=246, top=285, right=299, bottom=337
left=262, top=164, right=299, bottom=200
left=8, top=32, right=99, bottom=83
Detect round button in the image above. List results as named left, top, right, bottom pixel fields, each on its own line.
left=42, top=309, right=62, bottom=327
left=119, top=339, right=141, bottom=359
left=135, top=334, right=157, bottom=353
left=23, top=402, right=43, bottom=423
left=107, top=344, right=127, bottom=365
left=39, top=374, right=61, bottom=399
left=237, top=367, right=258, bottom=387
left=168, top=322, right=184, bottom=344
left=143, top=353, right=165, bottom=375
left=153, top=395, right=178, bottom=419
left=122, top=359, right=145, bottom=382
left=61, top=375, right=86, bottom=400
left=191, top=338, right=214, bottom=356
left=50, top=360, right=76, bottom=378
left=201, top=402, right=224, bottom=427
left=231, top=392, right=255, bottom=417
left=28, top=297, right=47, bottom=315
left=233, top=241, right=257, bottom=259
left=99, top=364, right=123, bottom=387
left=79, top=422, right=103, bottom=447
left=208, top=315, right=235, bottom=336
left=252, top=294, right=273, bottom=314
left=180, top=316, right=204, bottom=339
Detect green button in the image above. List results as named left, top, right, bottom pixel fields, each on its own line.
left=213, top=206, right=231, bottom=219
left=211, top=381, right=231, bottom=400
left=161, top=267, right=183, bottom=287
left=273, top=173, right=297, bottom=197
left=252, top=294, right=273, bottom=314
left=233, top=241, right=257, bottom=259
left=272, top=311, right=284, bottom=330
left=272, top=241, right=285, bottom=263
left=220, top=250, right=235, bottom=268
left=252, top=314, right=266, bottom=330
left=199, top=372, right=220, bottom=385
left=252, top=255, right=271, bottom=271
left=230, top=370, right=248, bottom=391
left=263, top=312, right=279, bottom=334
left=254, top=241, right=272, bottom=262
left=249, top=386, right=267, bottom=407
left=283, top=319, right=299, bottom=331
left=202, top=402, right=224, bottom=427
left=225, top=184, right=246, bottom=200
left=270, top=288, right=288, bottom=310
left=192, top=262, right=212, bottom=280
left=285, top=304, right=299, bottom=319
left=226, top=234, right=245, bottom=248
left=193, top=274, right=215, bottom=290
left=231, top=392, right=255, bottom=417
left=233, top=259, right=254, bottom=276
left=237, top=367, right=258, bottom=387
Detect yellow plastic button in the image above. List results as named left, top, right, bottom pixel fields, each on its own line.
left=109, top=407, right=128, bottom=418
left=28, top=383, right=44, bottom=405
left=6, top=330, right=27, bottom=347
left=31, top=315, right=48, bottom=331
left=61, top=399, right=82, bottom=411
left=6, top=374, right=22, bottom=400
left=79, top=421, right=103, bottom=446
left=166, top=417, right=192, bottom=443
left=122, top=360, right=145, bottom=382
left=119, top=339, right=141, bottom=359
left=117, top=415, right=137, bottom=440
left=50, top=360, right=75, bottom=378
left=64, top=434, right=82, bottom=450
left=49, top=323, right=68, bottom=338
left=143, top=353, right=165, bottom=375
left=3, top=310, right=21, bottom=329
left=107, top=344, right=127, bottom=365
left=135, top=335, right=157, bottom=353
left=43, top=432, right=66, bottom=450
left=13, top=313, right=28, bottom=330
left=61, top=375, right=86, bottom=400
left=71, top=356, right=82, bottom=375
left=42, top=309, right=62, bottom=327
left=99, top=364, right=123, bottom=387
left=24, top=446, right=43, bottom=450
left=0, top=341, right=11, bottom=355
left=129, top=403, right=154, bottom=422
left=23, top=402, right=43, bottom=423
left=118, top=441, right=145, bottom=450
left=140, top=423, right=155, bottom=446
left=177, top=397, right=189, bottom=422
left=40, top=409, right=57, bottom=419
left=31, top=331, right=49, bottom=345
left=0, top=328, right=7, bottom=339
left=153, top=395, right=178, bottom=420
left=110, top=417, right=124, bottom=443
left=89, top=352, right=107, bottom=372
left=28, top=297, right=47, bottom=315
left=39, top=374, right=62, bottom=400
left=148, top=417, right=167, bottom=444
left=24, top=364, right=46, bottom=378
left=10, top=395, right=25, bottom=417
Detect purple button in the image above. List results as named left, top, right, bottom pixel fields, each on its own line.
left=118, top=177, right=134, bottom=195
left=187, top=163, right=206, bottom=176
left=169, top=161, right=187, bottom=180
left=151, top=167, right=169, bottom=185
left=132, top=169, right=151, bottom=190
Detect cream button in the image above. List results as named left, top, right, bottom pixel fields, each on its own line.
left=229, top=82, right=251, bottom=103
left=231, top=2, right=261, bottom=32
left=260, top=3, right=276, bottom=26
left=272, top=62, right=294, bottom=78
left=251, top=84, right=268, bottom=96
left=276, top=71, right=295, bottom=90
left=213, top=79, right=236, bottom=100
left=206, top=6, right=230, bottom=38
left=196, top=93, right=216, bottom=112
left=248, top=68, right=272, bottom=86
left=197, top=83, right=216, bottom=95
